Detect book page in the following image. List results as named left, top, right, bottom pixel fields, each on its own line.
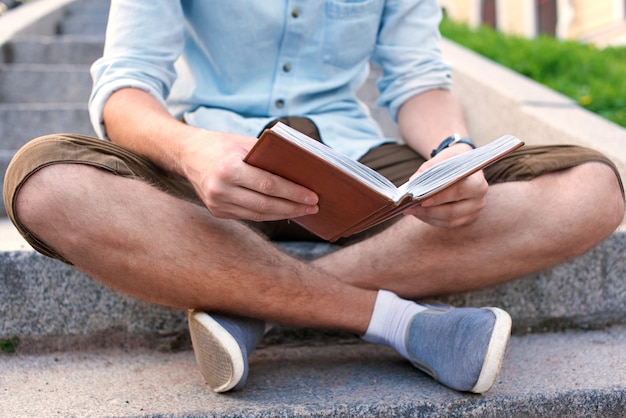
left=397, top=135, right=523, bottom=200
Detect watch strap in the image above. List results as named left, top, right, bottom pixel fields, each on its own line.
left=430, top=133, right=476, bottom=158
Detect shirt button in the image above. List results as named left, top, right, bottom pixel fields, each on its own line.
left=282, top=63, right=292, bottom=72
left=291, top=8, right=300, bottom=18
left=275, top=99, right=285, bottom=108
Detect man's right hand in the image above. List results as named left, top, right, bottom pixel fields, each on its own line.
left=103, top=88, right=317, bottom=222
left=180, top=129, right=319, bottom=221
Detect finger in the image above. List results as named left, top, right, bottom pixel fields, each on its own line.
left=421, top=173, right=488, bottom=208
left=407, top=198, right=485, bottom=228
left=247, top=169, right=319, bottom=205
left=206, top=186, right=319, bottom=221
left=221, top=158, right=318, bottom=205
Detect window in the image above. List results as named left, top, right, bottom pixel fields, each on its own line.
left=536, top=0, right=557, bottom=36
left=481, top=0, right=497, bottom=28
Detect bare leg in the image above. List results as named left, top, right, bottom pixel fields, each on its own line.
left=14, top=163, right=376, bottom=334
left=314, top=162, right=624, bottom=298
left=13, top=160, right=562, bottom=394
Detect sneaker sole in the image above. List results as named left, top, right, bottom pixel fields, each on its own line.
left=470, top=307, right=512, bottom=394
left=188, top=310, right=245, bottom=393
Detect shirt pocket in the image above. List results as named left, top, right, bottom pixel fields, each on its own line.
left=322, top=0, right=383, bottom=69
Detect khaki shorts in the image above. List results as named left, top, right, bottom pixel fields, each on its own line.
left=4, top=119, right=624, bottom=261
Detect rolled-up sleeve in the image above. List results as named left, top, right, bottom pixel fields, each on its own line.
left=373, top=0, right=452, bottom=123
left=88, top=0, right=184, bottom=139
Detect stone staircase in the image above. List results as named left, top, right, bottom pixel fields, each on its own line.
left=1, top=0, right=626, bottom=416
left=0, top=0, right=103, bottom=217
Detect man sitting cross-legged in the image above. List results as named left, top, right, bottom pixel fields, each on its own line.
left=4, top=0, right=624, bottom=394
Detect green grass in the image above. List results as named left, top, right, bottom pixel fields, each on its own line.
left=440, top=18, right=626, bottom=128
left=0, top=336, right=19, bottom=353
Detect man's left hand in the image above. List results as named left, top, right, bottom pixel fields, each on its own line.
left=403, top=144, right=488, bottom=228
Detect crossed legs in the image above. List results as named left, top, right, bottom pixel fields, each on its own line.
left=13, top=156, right=624, bottom=329
left=9, top=155, right=624, bottom=392
left=16, top=159, right=622, bottom=318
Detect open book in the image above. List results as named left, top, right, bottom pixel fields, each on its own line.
left=245, top=122, right=524, bottom=242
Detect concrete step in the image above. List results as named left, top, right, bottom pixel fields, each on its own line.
left=0, top=150, right=13, bottom=216
left=1, top=325, right=625, bottom=417
left=1, top=214, right=626, bottom=352
left=2, top=35, right=104, bottom=64
left=0, top=102, right=94, bottom=148
left=0, top=103, right=94, bottom=217
left=0, top=63, right=91, bottom=103
left=0, top=0, right=104, bottom=218
left=55, top=0, right=110, bottom=36
left=60, top=0, right=110, bottom=21
left=58, top=14, right=108, bottom=37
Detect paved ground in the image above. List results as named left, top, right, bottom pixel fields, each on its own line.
left=0, top=218, right=28, bottom=251
left=2, top=325, right=626, bottom=417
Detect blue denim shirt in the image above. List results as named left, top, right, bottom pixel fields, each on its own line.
left=89, top=0, right=451, bottom=160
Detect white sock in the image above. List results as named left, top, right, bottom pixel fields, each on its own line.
left=361, top=289, right=427, bottom=360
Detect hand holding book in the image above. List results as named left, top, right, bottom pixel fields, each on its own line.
left=244, top=122, right=524, bottom=241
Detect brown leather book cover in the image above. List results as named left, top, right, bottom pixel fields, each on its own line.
left=244, top=123, right=524, bottom=241
left=244, top=128, right=397, bottom=241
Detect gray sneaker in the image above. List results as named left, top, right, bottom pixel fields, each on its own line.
left=188, top=310, right=266, bottom=392
left=405, top=305, right=511, bottom=394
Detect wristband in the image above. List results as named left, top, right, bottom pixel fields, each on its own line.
left=430, top=133, right=476, bottom=158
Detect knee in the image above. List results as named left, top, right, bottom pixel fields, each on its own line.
left=577, top=162, right=624, bottom=245
left=14, top=163, right=90, bottom=230
left=596, top=163, right=625, bottom=229
left=14, top=165, right=56, bottom=227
